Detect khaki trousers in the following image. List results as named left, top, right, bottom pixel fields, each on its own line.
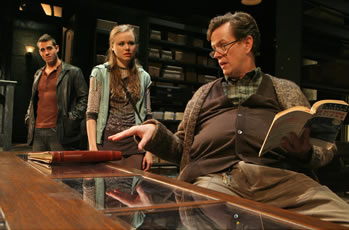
left=194, top=161, right=349, bottom=227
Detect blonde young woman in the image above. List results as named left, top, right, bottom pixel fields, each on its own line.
left=86, top=24, right=152, bottom=171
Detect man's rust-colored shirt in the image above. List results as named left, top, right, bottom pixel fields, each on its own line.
left=35, top=64, right=62, bottom=128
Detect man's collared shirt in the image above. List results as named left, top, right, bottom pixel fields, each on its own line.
left=222, top=67, right=263, bottom=106
left=35, top=63, right=62, bottom=128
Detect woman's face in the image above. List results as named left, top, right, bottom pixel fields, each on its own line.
left=111, top=31, right=136, bottom=67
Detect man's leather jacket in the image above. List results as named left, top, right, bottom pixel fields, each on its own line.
left=25, top=62, right=88, bottom=146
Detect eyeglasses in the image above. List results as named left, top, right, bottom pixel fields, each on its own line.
left=209, top=39, right=240, bottom=58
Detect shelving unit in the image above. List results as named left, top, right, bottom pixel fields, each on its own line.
left=301, top=0, right=349, bottom=95
left=300, top=0, right=349, bottom=141
left=298, top=0, right=349, bottom=193
left=144, top=17, right=221, bottom=120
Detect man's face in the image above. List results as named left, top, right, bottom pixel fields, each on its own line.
left=37, top=40, right=59, bottom=66
left=210, top=22, right=247, bottom=79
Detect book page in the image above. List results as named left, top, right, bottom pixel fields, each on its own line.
left=306, top=101, right=349, bottom=143
left=27, top=160, right=52, bottom=175
left=27, top=152, right=53, bottom=163
left=311, top=99, right=348, bottom=113
left=259, top=111, right=312, bottom=157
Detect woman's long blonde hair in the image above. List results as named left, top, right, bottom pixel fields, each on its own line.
left=107, top=24, right=140, bottom=99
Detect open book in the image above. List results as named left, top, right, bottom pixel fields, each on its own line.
left=27, top=150, right=122, bottom=164
left=259, top=99, right=349, bottom=157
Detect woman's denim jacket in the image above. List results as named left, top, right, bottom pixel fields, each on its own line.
left=90, top=63, right=152, bottom=144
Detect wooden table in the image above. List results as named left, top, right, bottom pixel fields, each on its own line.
left=0, top=151, right=347, bottom=230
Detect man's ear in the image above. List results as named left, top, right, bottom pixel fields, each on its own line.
left=244, top=35, right=253, bottom=54
left=55, top=45, right=60, bottom=53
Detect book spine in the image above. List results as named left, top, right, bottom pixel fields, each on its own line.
left=51, top=151, right=122, bottom=163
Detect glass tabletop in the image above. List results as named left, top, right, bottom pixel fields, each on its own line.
left=56, top=175, right=215, bottom=211
left=107, top=202, right=302, bottom=230
left=17, top=153, right=323, bottom=230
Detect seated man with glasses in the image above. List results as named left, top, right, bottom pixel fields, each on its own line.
left=109, top=11, right=349, bottom=227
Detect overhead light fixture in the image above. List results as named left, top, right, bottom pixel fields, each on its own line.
left=241, top=0, right=262, bottom=6
left=53, top=6, right=62, bottom=17
left=41, top=3, right=52, bottom=16
left=41, top=3, right=62, bottom=17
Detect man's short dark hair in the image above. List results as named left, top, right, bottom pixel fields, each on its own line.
left=37, top=33, right=57, bottom=46
left=207, top=11, right=261, bottom=56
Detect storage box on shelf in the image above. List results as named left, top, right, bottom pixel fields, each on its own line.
left=152, top=111, right=164, bottom=120
left=150, top=30, right=161, bottom=40
left=174, top=51, right=183, bottom=61
left=164, top=111, right=175, bottom=120
left=161, top=50, right=173, bottom=60
left=152, top=111, right=183, bottom=122
left=174, top=112, right=184, bottom=120
left=167, top=32, right=187, bottom=45
left=148, top=63, right=162, bottom=78
left=149, top=48, right=160, bottom=58
left=162, top=65, right=184, bottom=80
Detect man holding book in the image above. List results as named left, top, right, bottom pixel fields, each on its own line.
left=109, top=11, right=349, bottom=226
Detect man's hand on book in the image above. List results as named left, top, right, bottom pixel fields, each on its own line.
left=281, top=127, right=312, bottom=163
